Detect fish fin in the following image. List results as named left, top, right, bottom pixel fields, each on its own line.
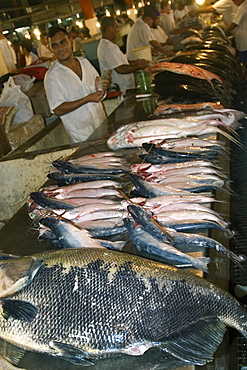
left=0, top=257, right=42, bottom=297
left=0, top=298, right=38, bottom=322
left=49, top=341, right=94, bottom=366
left=160, top=318, right=226, bottom=365
left=1, top=341, right=26, bottom=366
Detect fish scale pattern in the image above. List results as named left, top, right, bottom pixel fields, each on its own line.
left=0, top=249, right=246, bottom=366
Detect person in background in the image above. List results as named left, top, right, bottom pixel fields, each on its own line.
left=97, top=16, right=150, bottom=92
left=37, top=32, right=55, bottom=61
left=225, top=0, right=247, bottom=77
left=44, top=26, right=108, bottom=143
left=81, top=27, right=91, bottom=39
left=160, top=0, right=176, bottom=38
left=68, top=26, right=83, bottom=52
left=0, top=22, right=16, bottom=75
left=121, top=13, right=135, bottom=27
left=189, top=0, right=237, bottom=28
left=20, top=39, right=39, bottom=66
left=174, top=0, right=189, bottom=24
left=126, top=9, right=173, bottom=61
left=151, top=9, right=169, bottom=45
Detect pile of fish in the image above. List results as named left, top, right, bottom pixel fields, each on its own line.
left=5, top=25, right=245, bottom=370
left=27, top=140, right=243, bottom=273
left=107, top=110, right=243, bottom=150
left=28, top=152, right=130, bottom=239
left=146, top=26, right=243, bottom=106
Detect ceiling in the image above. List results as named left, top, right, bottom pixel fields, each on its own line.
left=0, top=0, right=117, bottom=30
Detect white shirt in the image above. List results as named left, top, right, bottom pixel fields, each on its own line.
left=232, top=0, right=247, bottom=51
left=44, top=57, right=106, bottom=143
left=25, top=51, right=38, bottom=66
left=160, top=13, right=175, bottom=37
left=151, top=26, right=168, bottom=44
left=0, top=38, right=16, bottom=76
left=174, top=7, right=189, bottom=23
left=212, top=0, right=238, bottom=28
left=37, top=44, right=54, bottom=59
left=126, top=18, right=155, bottom=60
left=97, top=38, right=135, bottom=91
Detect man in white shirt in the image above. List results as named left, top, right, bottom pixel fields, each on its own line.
left=44, top=27, right=108, bottom=143
left=126, top=9, right=173, bottom=61
left=37, top=32, right=55, bottom=61
left=189, top=0, right=237, bottom=28
left=160, top=0, right=176, bottom=37
left=97, top=16, right=150, bottom=92
left=0, top=23, right=16, bottom=76
left=225, top=0, right=247, bottom=76
left=174, top=0, right=189, bottom=24
left=151, top=10, right=169, bottom=45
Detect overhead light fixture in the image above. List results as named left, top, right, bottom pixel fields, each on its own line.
left=195, top=0, right=205, bottom=4
left=33, top=27, right=41, bottom=40
left=76, top=21, right=83, bottom=28
left=57, top=18, right=62, bottom=24
left=106, top=9, right=110, bottom=16
left=116, top=10, right=120, bottom=16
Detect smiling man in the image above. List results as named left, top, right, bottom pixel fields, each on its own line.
left=97, top=16, right=150, bottom=92
left=44, top=26, right=107, bottom=143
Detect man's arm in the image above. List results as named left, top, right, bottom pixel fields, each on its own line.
left=149, top=40, right=174, bottom=56
left=53, top=75, right=108, bottom=117
left=53, top=90, right=105, bottom=116
left=225, top=22, right=237, bottom=35
left=189, top=5, right=215, bottom=17
left=115, top=60, right=150, bottom=74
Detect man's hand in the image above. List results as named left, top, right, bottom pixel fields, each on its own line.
left=95, top=75, right=109, bottom=92
left=87, top=90, right=106, bottom=103
left=136, top=59, right=151, bottom=69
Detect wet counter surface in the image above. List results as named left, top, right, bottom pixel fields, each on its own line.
left=0, top=90, right=232, bottom=370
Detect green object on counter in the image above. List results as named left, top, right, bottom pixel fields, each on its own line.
left=135, top=71, right=152, bottom=94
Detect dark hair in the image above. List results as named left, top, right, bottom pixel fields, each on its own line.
left=160, top=0, right=169, bottom=9
left=121, top=14, right=129, bottom=19
left=20, top=39, right=32, bottom=52
left=100, top=16, right=116, bottom=33
left=142, top=9, right=156, bottom=21
left=153, top=9, right=160, bottom=16
left=40, top=31, right=48, bottom=39
left=48, top=26, right=68, bottom=39
left=81, top=26, right=90, bottom=35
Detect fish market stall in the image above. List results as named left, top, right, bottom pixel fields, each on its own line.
left=0, top=24, right=246, bottom=370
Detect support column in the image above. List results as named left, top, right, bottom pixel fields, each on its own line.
left=78, top=0, right=99, bottom=35
left=124, top=0, right=134, bottom=8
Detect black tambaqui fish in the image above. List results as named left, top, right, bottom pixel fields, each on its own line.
left=0, top=249, right=247, bottom=368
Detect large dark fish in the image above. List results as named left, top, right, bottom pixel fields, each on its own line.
left=0, top=249, right=247, bottom=368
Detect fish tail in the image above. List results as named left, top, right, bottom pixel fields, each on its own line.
left=214, top=128, right=244, bottom=148
left=191, top=256, right=210, bottom=273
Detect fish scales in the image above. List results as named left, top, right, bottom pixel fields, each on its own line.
left=0, top=249, right=247, bottom=366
